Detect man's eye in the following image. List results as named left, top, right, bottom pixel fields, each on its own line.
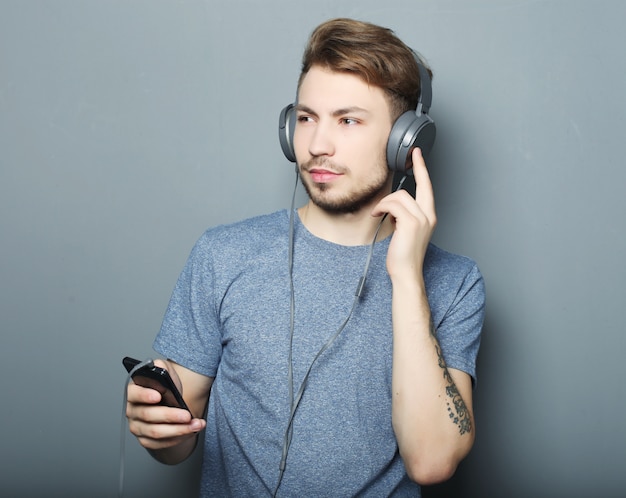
left=297, top=115, right=313, bottom=123
left=341, top=118, right=358, bottom=125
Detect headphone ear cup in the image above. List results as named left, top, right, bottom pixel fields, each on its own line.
left=278, top=104, right=297, bottom=163
left=386, top=111, right=436, bottom=172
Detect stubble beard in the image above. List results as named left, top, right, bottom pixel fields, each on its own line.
left=299, top=156, right=391, bottom=215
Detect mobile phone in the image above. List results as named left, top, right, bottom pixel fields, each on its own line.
left=123, top=356, right=191, bottom=413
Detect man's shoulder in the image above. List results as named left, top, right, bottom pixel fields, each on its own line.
left=197, top=210, right=289, bottom=245
left=424, top=243, right=483, bottom=286
left=194, top=210, right=289, bottom=255
left=426, top=243, right=477, bottom=268
left=424, top=243, right=485, bottom=328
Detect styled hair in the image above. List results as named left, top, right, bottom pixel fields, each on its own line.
left=298, top=18, right=432, bottom=121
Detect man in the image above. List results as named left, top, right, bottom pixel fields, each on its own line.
left=126, top=18, right=485, bottom=497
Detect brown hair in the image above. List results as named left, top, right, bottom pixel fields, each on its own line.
left=298, top=18, right=432, bottom=121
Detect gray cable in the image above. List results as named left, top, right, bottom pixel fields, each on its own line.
left=119, top=358, right=154, bottom=498
left=273, top=173, right=408, bottom=496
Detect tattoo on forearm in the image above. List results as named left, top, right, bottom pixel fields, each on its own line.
left=436, top=343, right=472, bottom=435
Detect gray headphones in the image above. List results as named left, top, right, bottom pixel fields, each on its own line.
left=278, top=61, right=436, bottom=172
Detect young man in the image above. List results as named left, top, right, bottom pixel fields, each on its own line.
left=126, top=18, right=485, bottom=497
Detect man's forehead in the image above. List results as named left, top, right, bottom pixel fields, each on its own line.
left=297, top=67, right=388, bottom=113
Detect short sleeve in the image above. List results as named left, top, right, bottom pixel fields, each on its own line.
left=153, top=232, right=223, bottom=378
left=434, top=263, right=485, bottom=386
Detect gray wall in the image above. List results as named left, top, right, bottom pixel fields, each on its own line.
left=1, top=1, right=624, bottom=497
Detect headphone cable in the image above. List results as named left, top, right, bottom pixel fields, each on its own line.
left=274, top=172, right=408, bottom=496
left=118, top=358, right=155, bottom=498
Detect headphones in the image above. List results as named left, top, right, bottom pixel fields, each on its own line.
left=278, top=60, right=436, bottom=172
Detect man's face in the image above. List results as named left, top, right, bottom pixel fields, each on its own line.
left=294, top=66, right=393, bottom=214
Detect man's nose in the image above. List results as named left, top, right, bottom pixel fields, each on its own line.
left=308, top=121, right=336, bottom=157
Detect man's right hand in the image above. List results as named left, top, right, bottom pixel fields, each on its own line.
left=126, top=359, right=210, bottom=464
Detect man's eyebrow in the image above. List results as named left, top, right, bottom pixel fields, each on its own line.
left=295, top=104, right=318, bottom=116
left=295, top=104, right=370, bottom=117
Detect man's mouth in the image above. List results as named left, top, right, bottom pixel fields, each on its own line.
left=307, top=168, right=343, bottom=183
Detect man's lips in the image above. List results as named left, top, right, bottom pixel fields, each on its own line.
left=308, top=168, right=343, bottom=183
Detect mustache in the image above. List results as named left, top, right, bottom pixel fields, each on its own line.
left=300, top=157, right=347, bottom=174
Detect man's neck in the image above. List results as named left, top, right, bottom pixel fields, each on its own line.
left=297, top=201, right=393, bottom=246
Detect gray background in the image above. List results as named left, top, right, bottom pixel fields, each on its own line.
left=1, top=1, right=624, bottom=497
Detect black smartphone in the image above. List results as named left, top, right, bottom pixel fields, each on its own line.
left=123, top=356, right=191, bottom=413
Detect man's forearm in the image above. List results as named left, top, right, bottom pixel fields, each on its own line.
left=390, top=277, right=474, bottom=484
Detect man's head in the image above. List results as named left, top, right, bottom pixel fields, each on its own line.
left=288, top=18, right=432, bottom=215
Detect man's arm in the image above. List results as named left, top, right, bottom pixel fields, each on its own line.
left=372, top=147, right=475, bottom=484
left=126, top=359, right=213, bottom=465
left=389, top=277, right=474, bottom=484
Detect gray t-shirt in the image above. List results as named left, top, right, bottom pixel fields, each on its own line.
left=154, top=209, right=485, bottom=497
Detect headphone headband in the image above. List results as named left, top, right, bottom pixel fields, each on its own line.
left=416, top=62, right=432, bottom=114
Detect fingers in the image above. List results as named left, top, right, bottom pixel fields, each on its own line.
left=127, top=384, right=190, bottom=422
left=126, top=382, right=205, bottom=450
left=126, top=392, right=204, bottom=449
left=126, top=382, right=161, bottom=406
left=129, top=420, right=204, bottom=450
left=372, top=148, right=435, bottom=221
left=371, top=147, right=437, bottom=279
left=130, top=417, right=204, bottom=450
left=411, top=148, right=436, bottom=222
left=371, top=189, right=417, bottom=221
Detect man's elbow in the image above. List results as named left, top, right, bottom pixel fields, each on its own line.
left=404, top=457, right=458, bottom=485
left=402, top=438, right=474, bottom=485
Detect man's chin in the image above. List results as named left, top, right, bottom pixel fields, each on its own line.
left=302, top=173, right=391, bottom=215
left=309, top=193, right=374, bottom=215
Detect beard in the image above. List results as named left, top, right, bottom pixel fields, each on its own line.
left=299, top=156, right=391, bottom=214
